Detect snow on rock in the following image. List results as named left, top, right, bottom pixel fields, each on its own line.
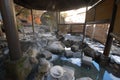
left=110, top=55, right=120, bottom=64
left=61, top=57, right=81, bottom=67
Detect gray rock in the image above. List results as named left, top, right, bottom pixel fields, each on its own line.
left=83, top=46, right=96, bottom=58
left=71, top=44, right=79, bottom=52
left=73, top=52, right=81, bottom=58
left=76, top=77, right=93, bottom=80
left=65, top=50, right=74, bottom=58
left=63, top=40, right=72, bottom=47
left=82, top=55, right=93, bottom=67
left=47, top=41, right=65, bottom=55
left=42, top=50, right=52, bottom=60
left=38, top=58, right=51, bottom=73
left=27, top=46, right=40, bottom=58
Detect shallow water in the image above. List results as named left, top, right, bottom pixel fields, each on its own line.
left=50, top=55, right=120, bottom=80
left=15, top=27, right=120, bottom=80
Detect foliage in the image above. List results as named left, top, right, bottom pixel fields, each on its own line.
left=15, top=4, right=30, bottom=17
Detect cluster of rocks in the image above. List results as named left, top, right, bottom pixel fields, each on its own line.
left=18, top=25, right=66, bottom=80
left=1, top=23, right=120, bottom=80
left=19, top=25, right=94, bottom=80
left=59, top=34, right=99, bottom=59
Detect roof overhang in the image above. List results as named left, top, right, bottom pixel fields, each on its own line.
left=14, top=0, right=99, bottom=11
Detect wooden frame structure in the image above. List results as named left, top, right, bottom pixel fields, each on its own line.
left=86, top=0, right=120, bottom=56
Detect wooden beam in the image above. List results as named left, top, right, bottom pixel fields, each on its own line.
left=103, top=0, right=117, bottom=56
left=58, top=23, right=85, bottom=25
left=113, top=1, right=120, bottom=34
left=86, top=19, right=110, bottom=24
left=31, top=9, right=35, bottom=34
left=82, top=7, right=88, bottom=44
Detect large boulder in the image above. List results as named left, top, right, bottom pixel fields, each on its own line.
left=5, top=56, right=32, bottom=80
left=38, top=58, right=51, bottom=73
left=27, top=45, right=41, bottom=64
left=35, top=58, right=51, bottom=80
left=83, top=46, right=96, bottom=58
left=47, top=41, right=65, bottom=55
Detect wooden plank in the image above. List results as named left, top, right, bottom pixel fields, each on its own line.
left=113, top=2, right=120, bottom=34
left=86, top=7, right=95, bottom=22
left=86, top=19, right=110, bottom=24
left=58, top=23, right=85, bottom=25
left=58, top=25, right=71, bottom=34
left=94, top=24, right=109, bottom=44
left=31, top=9, right=35, bottom=34
left=86, top=24, right=94, bottom=38
left=71, top=25, right=83, bottom=33
left=95, top=0, right=114, bottom=21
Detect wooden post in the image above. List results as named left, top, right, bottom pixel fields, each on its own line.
left=82, top=6, right=88, bottom=43
left=70, top=24, right=72, bottom=33
left=57, top=11, right=60, bottom=32
left=0, top=0, right=22, bottom=60
left=31, top=9, right=35, bottom=34
left=103, top=0, right=117, bottom=56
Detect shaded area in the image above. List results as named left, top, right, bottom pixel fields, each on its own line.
left=14, top=0, right=99, bottom=11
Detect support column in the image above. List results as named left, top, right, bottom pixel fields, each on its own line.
left=103, top=0, right=117, bottom=56
left=0, top=0, right=22, bottom=60
left=55, top=11, right=60, bottom=35
left=57, top=11, right=60, bottom=32
left=31, top=9, right=35, bottom=34
left=70, top=24, right=72, bottom=33
left=82, top=6, right=88, bottom=44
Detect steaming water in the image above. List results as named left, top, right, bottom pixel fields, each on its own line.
left=17, top=27, right=120, bottom=80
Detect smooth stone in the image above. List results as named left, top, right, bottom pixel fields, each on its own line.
left=76, top=77, right=93, bottom=80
